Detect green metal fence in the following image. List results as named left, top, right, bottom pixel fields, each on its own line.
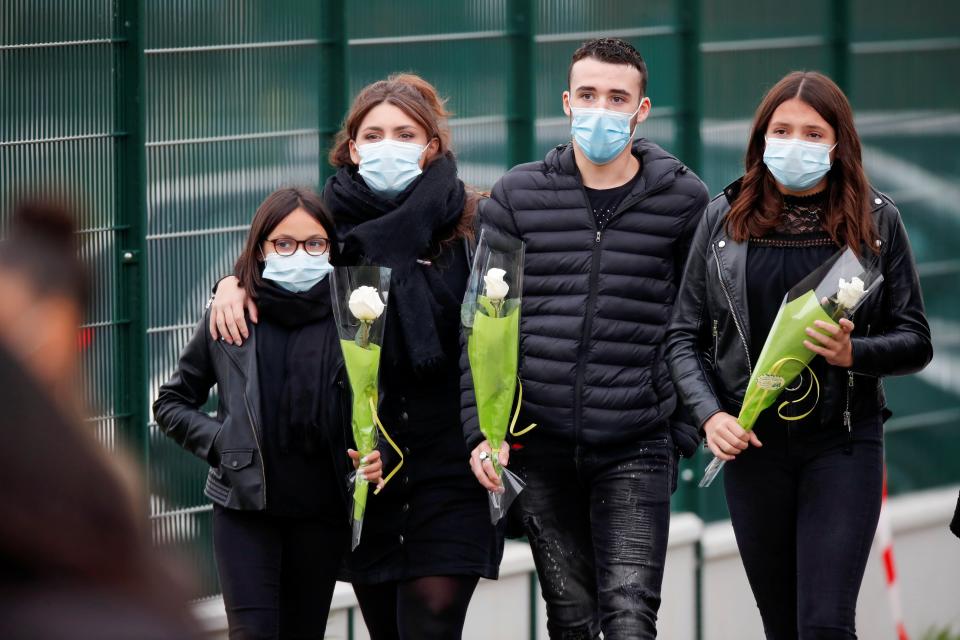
left=3, top=0, right=958, bottom=599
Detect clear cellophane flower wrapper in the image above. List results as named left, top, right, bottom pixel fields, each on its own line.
left=462, top=230, right=534, bottom=523
left=331, top=266, right=403, bottom=550
left=700, top=246, right=884, bottom=487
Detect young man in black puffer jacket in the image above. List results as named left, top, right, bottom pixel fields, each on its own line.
left=462, top=39, right=708, bottom=639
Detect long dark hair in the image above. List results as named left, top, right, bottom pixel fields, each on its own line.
left=234, top=187, right=340, bottom=296
left=328, top=73, right=479, bottom=245
left=725, top=71, right=878, bottom=255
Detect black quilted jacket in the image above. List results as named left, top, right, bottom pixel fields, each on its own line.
left=462, top=139, right=709, bottom=452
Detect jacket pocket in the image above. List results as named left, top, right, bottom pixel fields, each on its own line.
left=219, top=449, right=255, bottom=472
left=205, top=472, right=231, bottom=504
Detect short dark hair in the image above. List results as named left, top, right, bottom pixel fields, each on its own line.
left=568, top=38, right=648, bottom=96
left=234, top=187, right=339, bottom=297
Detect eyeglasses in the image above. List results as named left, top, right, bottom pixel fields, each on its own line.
left=264, top=236, right=330, bottom=257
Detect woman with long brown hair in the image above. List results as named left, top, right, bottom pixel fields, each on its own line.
left=209, top=74, right=497, bottom=639
left=665, top=71, right=931, bottom=637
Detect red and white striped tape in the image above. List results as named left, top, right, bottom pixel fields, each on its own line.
left=876, top=466, right=910, bottom=640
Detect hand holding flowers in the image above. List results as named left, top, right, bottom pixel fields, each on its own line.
left=469, top=440, right=510, bottom=492
left=347, top=448, right=384, bottom=489
left=804, top=318, right=855, bottom=367
left=803, top=277, right=866, bottom=367
left=703, top=412, right=762, bottom=462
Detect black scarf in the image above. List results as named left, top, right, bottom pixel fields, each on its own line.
left=323, top=153, right=466, bottom=373
left=254, top=278, right=340, bottom=454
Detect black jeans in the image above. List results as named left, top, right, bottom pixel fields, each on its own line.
left=512, top=435, right=675, bottom=640
left=724, top=415, right=884, bottom=640
left=212, top=505, right=349, bottom=639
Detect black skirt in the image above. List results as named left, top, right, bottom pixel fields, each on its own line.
left=342, top=375, right=504, bottom=584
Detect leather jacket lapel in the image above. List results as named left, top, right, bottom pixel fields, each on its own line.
left=216, top=331, right=263, bottom=437
left=714, top=231, right=752, bottom=351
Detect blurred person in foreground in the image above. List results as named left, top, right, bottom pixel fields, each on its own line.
left=0, top=199, right=197, bottom=639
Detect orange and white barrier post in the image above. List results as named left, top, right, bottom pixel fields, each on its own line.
left=876, top=466, right=910, bottom=640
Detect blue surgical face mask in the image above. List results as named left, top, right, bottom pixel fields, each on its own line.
left=357, top=139, right=426, bottom=198
left=570, top=100, right=644, bottom=165
left=763, top=137, right=836, bottom=191
left=262, top=249, right=333, bottom=293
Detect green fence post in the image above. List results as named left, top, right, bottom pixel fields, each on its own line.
left=506, top=0, right=536, bottom=167
left=677, top=6, right=705, bottom=639
left=321, top=0, right=348, bottom=182
left=677, top=0, right=702, bottom=176
left=529, top=571, right=538, bottom=640
left=830, top=0, right=851, bottom=92
left=114, top=0, right=149, bottom=467
left=673, top=0, right=704, bottom=535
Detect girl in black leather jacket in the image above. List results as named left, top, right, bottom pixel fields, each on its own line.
left=665, top=72, right=932, bottom=638
left=154, top=187, right=383, bottom=638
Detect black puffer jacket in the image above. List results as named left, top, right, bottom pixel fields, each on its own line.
left=665, top=178, right=933, bottom=432
left=463, top=139, right=709, bottom=451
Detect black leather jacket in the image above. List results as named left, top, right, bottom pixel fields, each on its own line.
left=665, top=179, right=933, bottom=435
left=152, top=309, right=352, bottom=511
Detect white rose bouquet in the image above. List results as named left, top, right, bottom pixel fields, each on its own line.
left=331, top=266, right=403, bottom=549
left=699, top=247, right=884, bottom=487
left=462, top=230, right=536, bottom=523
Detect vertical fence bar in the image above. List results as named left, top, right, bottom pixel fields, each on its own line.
left=529, top=570, right=539, bottom=640
left=506, top=0, right=535, bottom=167
left=673, top=0, right=704, bottom=529
left=830, top=0, right=851, bottom=92
left=321, top=0, right=348, bottom=182
left=677, top=0, right=702, bottom=175
left=114, top=0, right=149, bottom=467
left=677, top=4, right=704, bottom=637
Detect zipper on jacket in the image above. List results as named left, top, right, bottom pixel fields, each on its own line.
left=843, top=324, right=871, bottom=453
left=844, top=371, right=854, bottom=432
left=843, top=370, right=855, bottom=453
left=712, top=243, right=752, bottom=376
left=218, top=342, right=268, bottom=508
left=712, top=319, right=719, bottom=367
left=572, top=176, right=676, bottom=443
left=573, top=195, right=603, bottom=446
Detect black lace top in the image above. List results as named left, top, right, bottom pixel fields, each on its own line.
left=746, top=190, right=839, bottom=432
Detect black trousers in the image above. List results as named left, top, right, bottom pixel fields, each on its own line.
left=212, top=505, right=349, bottom=640
left=724, top=415, right=884, bottom=640
left=512, top=434, right=675, bottom=640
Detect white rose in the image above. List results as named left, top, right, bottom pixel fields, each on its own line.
left=836, top=276, right=866, bottom=309
left=483, top=268, right=510, bottom=301
left=349, top=286, right=385, bottom=321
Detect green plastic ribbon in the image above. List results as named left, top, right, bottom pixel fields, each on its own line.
left=370, top=395, right=404, bottom=495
